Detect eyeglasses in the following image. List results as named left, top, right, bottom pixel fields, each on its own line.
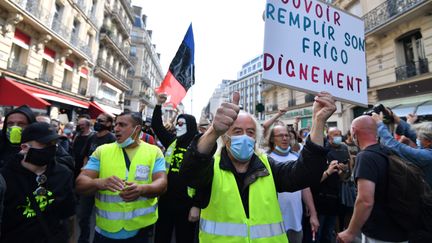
left=34, top=174, right=47, bottom=196
left=274, top=134, right=290, bottom=138
left=177, top=122, right=185, bottom=127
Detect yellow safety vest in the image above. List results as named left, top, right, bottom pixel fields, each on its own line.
left=95, top=142, right=159, bottom=232
left=200, top=153, right=287, bottom=243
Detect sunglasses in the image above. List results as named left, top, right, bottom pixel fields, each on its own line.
left=34, top=174, right=47, bottom=196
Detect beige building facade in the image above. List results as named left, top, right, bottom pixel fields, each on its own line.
left=125, top=6, right=164, bottom=119
left=362, top=0, right=432, bottom=119
left=0, top=0, right=102, bottom=121
left=92, top=0, right=133, bottom=115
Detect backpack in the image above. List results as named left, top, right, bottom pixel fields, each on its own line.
left=366, top=148, right=432, bottom=242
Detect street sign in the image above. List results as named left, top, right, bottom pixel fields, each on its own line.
left=263, top=0, right=367, bottom=107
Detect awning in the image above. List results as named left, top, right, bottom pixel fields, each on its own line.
left=416, top=101, right=432, bottom=116
left=94, top=102, right=122, bottom=116
left=390, top=102, right=420, bottom=117
left=89, top=101, right=114, bottom=119
left=0, top=77, right=51, bottom=109
left=0, top=77, right=88, bottom=109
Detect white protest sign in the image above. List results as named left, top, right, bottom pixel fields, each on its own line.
left=263, top=0, right=367, bottom=107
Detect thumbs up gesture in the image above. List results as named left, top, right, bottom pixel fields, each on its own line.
left=212, top=92, right=241, bottom=137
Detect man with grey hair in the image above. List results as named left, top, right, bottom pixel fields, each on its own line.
left=181, top=91, right=336, bottom=243
left=372, top=112, right=432, bottom=187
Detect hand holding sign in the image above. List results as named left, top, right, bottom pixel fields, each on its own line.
left=212, top=92, right=240, bottom=137
left=312, top=91, right=336, bottom=123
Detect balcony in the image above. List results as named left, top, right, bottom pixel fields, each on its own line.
left=99, top=30, right=131, bottom=63
left=62, top=81, right=72, bottom=91
left=112, top=5, right=131, bottom=36
left=12, top=0, right=93, bottom=60
left=395, top=58, right=429, bottom=81
left=7, top=58, right=28, bottom=76
left=78, top=87, right=87, bottom=96
left=363, top=0, right=427, bottom=34
left=95, top=58, right=130, bottom=91
left=39, top=72, right=53, bottom=85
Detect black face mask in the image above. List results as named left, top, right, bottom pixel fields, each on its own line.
left=94, top=122, right=108, bottom=132
left=25, top=145, right=56, bottom=166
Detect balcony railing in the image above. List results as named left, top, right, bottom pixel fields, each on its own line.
left=7, top=58, right=28, bottom=76
left=363, top=0, right=427, bottom=33
left=39, top=72, right=53, bottom=85
left=100, top=30, right=130, bottom=58
left=78, top=87, right=87, bottom=96
left=13, top=0, right=93, bottom=60
left=62, top=81, right=72, bottom=91
left=97, top=58, right=128, bottom=84
left=112, top=5, right=131, bottom=35
left=395, top=58, right=429, bottom=81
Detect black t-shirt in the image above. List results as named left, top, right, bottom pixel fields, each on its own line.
left=83, top=132, right=116, bottom=157
left=72, top=133, right=93, bottom=177
left=354, top=144, right=408, bottom=241
left=0, top=155, right=76, bottom=243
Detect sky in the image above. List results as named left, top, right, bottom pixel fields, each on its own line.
left=131, top=0, right=266, bottom=118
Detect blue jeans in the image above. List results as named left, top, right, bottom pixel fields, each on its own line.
left=317, top=215, right=336, bottom=243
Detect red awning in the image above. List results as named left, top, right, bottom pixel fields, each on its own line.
left=0, top=77, right=51, bottom=109
left=0, top=77, right=89, bottom=109
left=88, top=101, right=114, bottom=119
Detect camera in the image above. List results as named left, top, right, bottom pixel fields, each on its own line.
left=363, top=104, right=394, bottom=124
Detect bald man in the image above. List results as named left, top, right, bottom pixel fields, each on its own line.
left=337, top=116, right=408, bottom=243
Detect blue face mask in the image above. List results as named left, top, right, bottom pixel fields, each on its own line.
left=416, top=139, right=423, bottom=149
left=63, top=128, right=72, bottom=135
left=228, top=134, right=255, bottom=163
left=275, top=146, right=290, bottom=155
left=333, top=136, right=342, bottom=145
left=118, top=126, right=137, bottom=148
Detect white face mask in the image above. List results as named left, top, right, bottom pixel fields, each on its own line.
left=176, top=118, right=187, bottom=137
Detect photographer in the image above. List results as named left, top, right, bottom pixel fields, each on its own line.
left=371, top=111, right=432, bottom=187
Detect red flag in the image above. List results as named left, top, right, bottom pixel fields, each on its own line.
left=156, top=24, right=194, bottom=107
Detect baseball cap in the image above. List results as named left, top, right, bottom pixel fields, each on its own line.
left=21, top=122, right=60, bottom=144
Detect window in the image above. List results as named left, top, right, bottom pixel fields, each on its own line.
left=130, top=46, right=137, bottom=56
left=62, top=70, right=73, bottom=91
left=395, top=30, right=428, bottom=80
left=39, top=59, right=54, bottom=84
left=124, top=99, right=131, bottom=106
left=78, top=77, right=87, bottom=96
left=72, top=19, right=80, bottom=37
left=8, top=44, right=28, bottom=75
left=90, top=0, right=97, bottom=14
left=52, top=3, right=63, bottom=28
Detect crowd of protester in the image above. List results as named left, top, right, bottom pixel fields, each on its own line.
left=0, top=91, right=430, bottom=243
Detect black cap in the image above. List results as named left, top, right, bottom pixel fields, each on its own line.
left=21, top=122, right=60, bottom=144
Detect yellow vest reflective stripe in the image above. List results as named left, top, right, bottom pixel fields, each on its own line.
left=200, top=153, right=287, bottom=243
left=95, top=204, right=158, bottom=220
left=164, top=140, right=176, bottom=171
left=95, top=193, right=149, bottom=203
left=200, top=219, right=285, bottom=239
left=96, top=142, right=159, bottom=233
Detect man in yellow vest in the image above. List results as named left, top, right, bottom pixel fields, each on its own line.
left=181, top=91, right=336, bottom=243
left=76, top=111, right=167, bottom=243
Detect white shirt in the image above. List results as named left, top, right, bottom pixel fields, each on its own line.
left=269, top=151, right=303, bottom=232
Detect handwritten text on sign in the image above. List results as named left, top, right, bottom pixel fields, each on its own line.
left=263, top=0, right=367, bottom=106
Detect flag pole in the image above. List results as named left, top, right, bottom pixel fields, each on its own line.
left=190, top=63, right=194, bottom=114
